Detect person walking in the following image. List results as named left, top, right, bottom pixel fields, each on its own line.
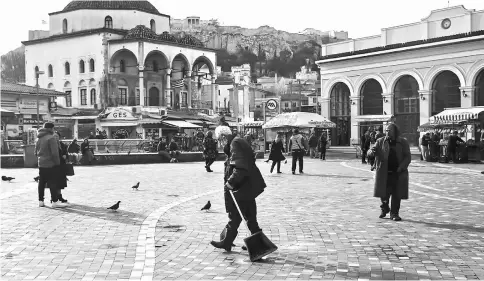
left=203, top=131, right=218, bottom=172
left=420, top=133, right=430, bottom=161
left=35, top=122, right=67, bottom=208
left=308, top=131, right=318, bottom=159
left=289, top=129, right=307, bottom=174
left=318, top=132, right=328, bottom=160
left=268, top=134, right=285, bottom=173
left=368, top=123, right=411, bottom=221
left=447, top=131, right=464, bottom=163
left=210, top=129, right=266, bottom=253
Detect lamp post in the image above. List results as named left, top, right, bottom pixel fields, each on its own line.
left=35, top=70, right=45, bottom=128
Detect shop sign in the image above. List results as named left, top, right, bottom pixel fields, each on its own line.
left=264, top=98, right=280, bottom=123
left=18, top=98, right=49, bottom=110
left=21, top=119, right=43, bottom=125
left=104, top=107, right=137, bottom=120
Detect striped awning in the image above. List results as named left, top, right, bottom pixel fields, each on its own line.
left=240, top=121, right=264, bottom=127
left=431, top=107, right=484, bottom=123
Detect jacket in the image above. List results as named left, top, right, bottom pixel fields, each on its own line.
left=35, top=128, right=60, bottom=168
left=317, top=136, right=328, bottom=152
left=225, top=137, right=266, bottom=204
left=368, top=136, right=411, bottom=200
left=289, top=134, right=306, bottom=151
left=308, top=135, right=318, bottom=148
left=169, top=142, right=178, bottom=151
left=268, top=140, right=285, bottom=161
left=67, top=142, right=80, bottom=153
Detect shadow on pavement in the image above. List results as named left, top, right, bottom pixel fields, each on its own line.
left=54, top=203, right=145, bottom=225
left=300, top=174, right=372, bottom=180
left=405, top=218, right=484, bottom=233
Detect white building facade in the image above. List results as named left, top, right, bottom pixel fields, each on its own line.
left=317, top=5, right=484, bottom=146
left=23, top=0, right=217, bottom=139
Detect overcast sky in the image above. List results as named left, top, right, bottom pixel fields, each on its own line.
left=1, top=0, right=483, bottom=55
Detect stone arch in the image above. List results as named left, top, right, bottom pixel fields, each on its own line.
left=63, top=81, right=71, bottom=89
left=424, top=64, right=466, bottom=90
left=47, top=83, right=54, bottom=89
left=192, top=55, right=215, bottom=75
left=144, top=50, right=170, bottom=72
left=89, top=78, right=96, bottom=87
left=324, top=77, right=354, bottom=99
left=355, top=74, right=387, bottom=97
left=467, top=59, right=484, bottom=87
left=171, top=53, right=191, bottom=77
left=109, top=49, right=138, bottom=74
left=387, top=69, right=424, bottom=93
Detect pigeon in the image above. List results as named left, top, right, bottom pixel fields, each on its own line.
left=201, top=201, right=211, bottom=211
left=132, top=182, right=140, bottom=191
left=34, top=176, right=40, bottom=182
left=2, top=176, right=15, bottom=182
left=107, top=201, right=121, bottom=211
left=127, top=151, right=131, bottom=156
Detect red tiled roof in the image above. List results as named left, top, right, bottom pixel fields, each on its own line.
left=49, top=0, right=169, bottom=17
left=1, top=82, right=67, bottom=96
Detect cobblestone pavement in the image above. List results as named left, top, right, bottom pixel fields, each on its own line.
left=1, top=157, right=483, bottom=280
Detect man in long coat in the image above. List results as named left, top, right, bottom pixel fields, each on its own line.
left=211, top=131, right=266, bottom=252
left=368, top=123, right=411, bottom=221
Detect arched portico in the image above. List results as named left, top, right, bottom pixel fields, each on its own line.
left=144, top=50, right=170, bottom=106
left=329, top=82, right=351, bottom=146
left=170, top=54, right=191, bottom=109
left=355, top=74, right=387, bottom=98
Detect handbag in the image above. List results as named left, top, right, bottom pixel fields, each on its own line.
left=65, top=163, right=75, bottom=176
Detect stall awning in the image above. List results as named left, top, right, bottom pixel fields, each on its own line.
left=100, top=122, right=138, bottom=127
left=354, top=115, right=394, bottom=122
left=1, top=108, right=15, bottom=117
left=138, top=118, right=163, bottom=125
left=240, top=121, right=264, bottom=127
left=162, top=120, right=201, bottom=129
left=432, top=107, right=484, bottom=123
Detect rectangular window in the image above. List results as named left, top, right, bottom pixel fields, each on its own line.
left=119, top=88, right=127, bottom=105
left=313, top=97, right=317, bottom=103
left=80, top=89, right=87, bottom=105
left=181, top=91, right=187, bottom=107
left=284, top=102, right=289, bottom=107
left=292, top=102, right=296, bottom=107
left=136, top=89, right=140, bottom=105
left=66, top=91, right=72, bottom=107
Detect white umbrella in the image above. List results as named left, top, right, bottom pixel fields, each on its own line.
left=262, top=112, right=336, bottom=129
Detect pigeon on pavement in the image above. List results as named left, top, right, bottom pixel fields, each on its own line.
left=201, top=201, right=211, bottom=211
left=107, top=201, right=121, bottom=211
left=34, top=176, right=40, bottom=182
left=2, top=176, right=15, bottom=182
left=132, top=182, right=140, bottom=191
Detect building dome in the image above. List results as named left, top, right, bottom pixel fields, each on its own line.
left=62, top=0, right=162, bottom=15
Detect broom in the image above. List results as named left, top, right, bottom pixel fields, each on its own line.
left=229, top=190, right=278, bottom=262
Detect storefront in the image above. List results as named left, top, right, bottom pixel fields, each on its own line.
left=160, top=120, right=201, bottom=151
left=354, top=115, right=394, bottom=140
left=99, top=107, right=140, bottom=139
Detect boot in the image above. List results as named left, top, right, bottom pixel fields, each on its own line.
left=379, top=203, right=390, bottom=218
left=211, top=228, right=237, bottom=252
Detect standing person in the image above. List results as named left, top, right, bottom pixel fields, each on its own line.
left=420, top=133, right=430, bottom=161
left=360, top=130, right=369, bottom=164
left=318, top=132, right=328, bottom=160
left=35, top=122, right=67, bottom=208
left=80, top=138, right=95, bottom=164
left=368, top=123, right=411, bottom=221
left=54, top=131, right=69, bottom=204
left=288, top=129, right=307, bottom=174
left=308, top=131, right=318, bottom=159
left=268, top=134, right=285, bottom=173
left=203, top=131, right=218, bottom=172
left=447, top=131, right=464, bottom=163
left=210, top=129, right=266, bottom=253
left=169, top=138, right=180, bottom=163
left=67, top=139, right=81, bottom=164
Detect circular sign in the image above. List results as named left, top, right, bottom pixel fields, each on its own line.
left=266, top=99, right=278, bottom=110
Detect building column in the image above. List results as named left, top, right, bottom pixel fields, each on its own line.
left=186, top=71, right=192, bottom=109
left=418, top=90, right=433, bottom=127
left=211, top=77, right=217, bottom=112
left=350, top=96, right=361, bottom=144
left=139, top=66, right=145, bottom=106
left=460, top=86, right=475, bottom=107
left=73, top=119, right=79, bottom=139
left=382, top=93, right=394, bottom=116
left=320, top=97, right=330, bottom=119
left=166, top=69, right=172, bottom=108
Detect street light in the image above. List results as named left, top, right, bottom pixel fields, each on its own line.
left=35, top=70, right=45, bottom=128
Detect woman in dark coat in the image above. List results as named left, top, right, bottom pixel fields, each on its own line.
left=203, top=131, right=218, bottom=172
left=211, top=130, right=267, bottom=253
left=54, top=131, right=69, bottom=203
left=368, top=123, right=411, bottom=221
left=80, top=138, right=94, bottom=164
left=318, top=133, right=328, bottom=160
left=268, top=134, right=285, bottom=173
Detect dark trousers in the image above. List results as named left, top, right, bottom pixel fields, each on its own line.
left=292, top=150, right=304, bottom=172
left=362, top=149, right=367, bottom=163
left=226, top=199, right=261, bottom=235
left=205, top=158, right=215, bottom=167
left=380, top=172, right=401, bottom=215
left=447, top=148, right=457, bottom=163
left=38, top=167, right=60, bottom=202
left=319, top=148, right=326, bottom=160
left=270, top=161, right=281, bottom=172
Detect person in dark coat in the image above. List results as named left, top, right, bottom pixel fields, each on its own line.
left=67, top=139, right=81, bottom=164
left=54, top=131, right=69, bottom=204
left=361, top=130, right=370, bottom=164
left=268, top=134, right=285, bottom=173
left=211, top=131, right=267, bottom=253
left=308, top=132, right=318, bottom=158
left=203, top=131, right=218, bottom=172
left=368, top=123, right=411, bottom=221
left=318, top=133, right=328, bottom=160
left=80, top=138, right=95, bottom=164
left=447, top=131, right=464, bottom=163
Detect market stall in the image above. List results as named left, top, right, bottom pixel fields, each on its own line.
left=428, top=106, right=484, bottom=163
left=240, top=121, right=265, bottom=152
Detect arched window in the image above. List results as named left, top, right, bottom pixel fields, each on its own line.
left=153, top=60, right=158, bottom=72
left=105, top=16, right=113, bottom=28
left=79, top=60, right=85, bottom=73
left=65, top=62, right=70, bottom=75
left=89, top=59, right=95, bottom=72
left=150, top=19, right=156, bottom=32
left=90, top=89, right=96, bottom=105
left=34, top=66, right=39, bottom=78
left=120, top=60, right=125, bottom=73
left=48, top=65, right=53, bottom=77
left=62, top=19, right=68, bottom=33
